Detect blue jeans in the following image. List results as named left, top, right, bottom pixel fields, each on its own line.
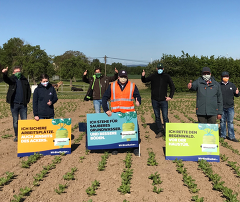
left=10, top=103, right=27, bottom=137
left=93, top=100, right=109, bottom=113
left=151, top=99, right=169, bottom=133
left=220, top=107, right=235, bottom=139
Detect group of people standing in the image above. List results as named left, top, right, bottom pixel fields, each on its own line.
left=2, top=66, right=58, bottom=142
left=2, top=63, right=239, bottom=144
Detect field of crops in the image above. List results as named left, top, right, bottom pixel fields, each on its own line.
left=1, top=79, right=240, bottom=202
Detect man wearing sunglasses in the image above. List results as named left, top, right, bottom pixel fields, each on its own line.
left=188, top=67, right=223, bottom=123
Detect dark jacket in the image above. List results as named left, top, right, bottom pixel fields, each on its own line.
left=191, top=77, right=223, bottom=116
left=219, top=81, right=239, bottom=108
left=83, top=73, right=118, bottom=100
left=3, top=73, right=31, bottom=105
left=33, top=83, right=58, bottom=118
left=102, top=79, right=141, bottom=112
left=141, top=72, right=175, bottom=101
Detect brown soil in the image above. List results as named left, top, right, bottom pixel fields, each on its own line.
left=0, top=80, right=240, bottom=202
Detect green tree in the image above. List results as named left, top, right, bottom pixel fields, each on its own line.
left=61, top=56, right=88, bottom=86
left=15, top=44, right=54, bottom=84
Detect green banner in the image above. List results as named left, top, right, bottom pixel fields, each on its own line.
left=166, top=123, right=220, bottom=162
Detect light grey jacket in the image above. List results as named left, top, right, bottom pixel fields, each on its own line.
left=191, top=77, right=223, bottom=116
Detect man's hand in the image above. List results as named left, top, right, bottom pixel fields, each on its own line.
left=217, top=114, right=222, bottom=120
left=35, top=116, right=39, bottom=121
left=2, top=66, right=8, bottom=73
left=142, top=69, right=145, bottom=77
left=115, top=68, right=118, bottom=73
left=165, top=96, right=171, bottom=101
left=187, top=80, right=192, bottom=89
left=83, top=70, right=87, bottom=76
left=106, top=111, right=112, bottom=117
left=47, top=100, right=52, bottom=106
left=236, top=88, right=239, bottom=94
left=135, top=98, right=140, bottom=106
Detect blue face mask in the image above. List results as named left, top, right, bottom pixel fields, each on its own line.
left=158, top=69, right=163, bottom=74
left=41, top=82, right=49, bottom=87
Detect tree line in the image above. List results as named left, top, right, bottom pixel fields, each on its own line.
left=1, top=38, right=240, bottom=90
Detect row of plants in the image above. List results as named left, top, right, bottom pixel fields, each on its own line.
left=219, top=138, right=240, bottom=155
left=147, top=148, right=158, bottom=166
left=198, top=159, right=238, bottom=202
left=172, top=159, right=204, bottom=201
left=74, top=132, right=86, bottom=144
left=98, top=152, right=110, bottom=171
left=118, top=152, right=133, bottom=194
left=55, top=167, right=77, bottom=194
left=11, top=155, right=63, bottom=202
left=86, top=180, right=100, bottom=196
left=21, top=153, right=43, bottom=168
left=0, top=171, right=15, bottom=188
left=148, top=172, right=163, bottom=194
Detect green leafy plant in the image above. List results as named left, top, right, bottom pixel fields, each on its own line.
left=21, top=153, right=42, bottom=168
left=55, top=184, right=67, bottom=194
left=86, top=180, right=100, bottom=196
left=63, top=167, right=77, bottom=180
left=147, top=148, right=158, bottom=166
left=98, top=152, right=110, bottom=171
left=118, top=168, right=133, bottom=194
left=0, top=171, right=15, bottom=186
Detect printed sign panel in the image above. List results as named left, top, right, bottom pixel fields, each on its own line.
left=166, top=123, right=220, bottom=162
left=18, top=118, right=71, bottom=157
left=87, top=112, right=139, bottom=150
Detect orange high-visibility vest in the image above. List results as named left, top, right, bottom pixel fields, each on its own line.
left=111, top=81, right=135, bottom=113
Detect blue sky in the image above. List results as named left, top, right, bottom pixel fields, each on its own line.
left=1, top=0, right=240, bottom=65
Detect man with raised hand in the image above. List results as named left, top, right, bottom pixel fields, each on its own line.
left=2, top=66, right=31, bottom=142
left=141, top=63, right=175, bottom=138
left=102, top=70, right=141, bottom=155
left=187, top=67, right=223, bottom=124
left=83, top=67, right=118, bottom=113
left=219, top=71, right=239, bottom=142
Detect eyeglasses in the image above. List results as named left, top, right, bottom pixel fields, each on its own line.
left=202, top=72, right=210, bottom=75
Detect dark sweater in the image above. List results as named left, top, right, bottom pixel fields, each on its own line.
left=141, top=72, right=175, bottom=101
left=33, top=83, right=58, bottom=118
left=219, top=81, right=239, bottom=108
left=3, top=73, right=31, bottom=105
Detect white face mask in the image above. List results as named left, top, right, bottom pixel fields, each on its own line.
left=119, top=77, right=127, bottom=84
left=202, top=75, right=211, bottom=81
left=41, top=81, right=49, bottom=87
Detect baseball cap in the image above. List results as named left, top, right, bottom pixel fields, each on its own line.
left=221, top=71, right=229, bottom=77
left=119, top=70, right=128, bottom=77
left=157, top=63, right=164, bottom=69
left=202, top=67, right=211, bottom=74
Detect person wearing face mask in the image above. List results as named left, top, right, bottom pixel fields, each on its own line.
left=33, top=74, right=58, bottom=121
left=83, top=67, right=118, bottom=113
left=2, top=66, right=31, bottom=142
left=187, top=67, right=223, bottom=123
left=219, top=71, right=239, bottom=142
left=102, top=70, right=141, bottom=155
left=141, top=63, right=175, bottom=138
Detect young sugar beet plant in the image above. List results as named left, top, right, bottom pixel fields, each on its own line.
left=55, top=167, right=77, bottom=195
left=21, top=153, right=43, bottom=168
left=33, top=156, right=62, bottom=186
left=0, top=171, right=15, bottom=189
left=173, top=159, right=201, bottom=195
left=98, top=152, right=110, bottom=171
left=118, top=152, right=133, bottom=194
left=147, top=148, right=158, bottom=166
left=11, top=187, right=32, bottom=202
left=86, top=180, right=100, bottom=196
left=198, top=159, right=239, bottom=202
left=148, top=172, right=163, bottom=194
